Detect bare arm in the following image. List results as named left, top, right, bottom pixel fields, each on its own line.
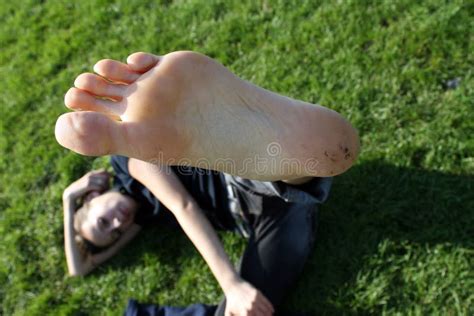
left=63, top=170, right=141, bottom=276
left=90, top=224, right=141, bottom=268
left=129, top=158, right=274, bottom=315
left=63, top=194, right=94, bottom=276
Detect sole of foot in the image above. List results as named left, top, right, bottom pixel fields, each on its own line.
left=56, top=51, right=359, bottom=180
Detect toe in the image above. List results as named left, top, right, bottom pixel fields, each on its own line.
left=127, top=52, right=160, bottom=72
left=74, top=73, right=125, bottom=100
left=94, top=59, right=140, bottom=83
left=65, top=87, right=126, bottom=116
left=55, top=112, right=128, bottom=156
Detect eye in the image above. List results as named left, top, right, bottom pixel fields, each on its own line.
left=98, top=217, right=109, bottom=229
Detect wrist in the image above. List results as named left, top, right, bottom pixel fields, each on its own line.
left=221, top=273, right=243, bottom=294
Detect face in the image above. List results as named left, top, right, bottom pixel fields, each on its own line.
left=80, top=190, right=138, bottom=247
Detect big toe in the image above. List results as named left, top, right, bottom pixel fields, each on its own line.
left=127, top=52, right=160, bottom=72
left=55, top=112, right=128, bottom=156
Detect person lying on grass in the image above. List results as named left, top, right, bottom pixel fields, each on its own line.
left=59, top=51, right=359, bottom=316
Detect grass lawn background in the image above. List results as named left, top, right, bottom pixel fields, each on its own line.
left=0, top=0, right=473, bottom=314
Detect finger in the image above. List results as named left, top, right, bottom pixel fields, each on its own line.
left=87, top=183, right=104, bottom=192
left=256, top=291, right=274, bottom=315
left=91, top=169, right=110, bottom=177
left=90, top=178, right=107, bottom=188
left=97, top=175, right=110, bottom=185
left=90, top=170, right=106, bottom=176
left=91, top=168, right=106, bottom=173
left=99, top=175, right=110, bottom=183
left=89, top=174, right=108, bottom=183
left=258, top=293, right=274, bottom=314
left=91, top=177, right=106, bottom=186
left=94, top=172, right=110, bottom=178
left=256, top=304, right=271, bottom=316
left=92, top=172, right=109, bottom=179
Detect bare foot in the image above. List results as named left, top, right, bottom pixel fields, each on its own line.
left=55, top=51, right=359, bottom=180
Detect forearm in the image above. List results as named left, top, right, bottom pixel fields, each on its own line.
left=63, top=197, right=92, bottom=276
left=128, top=159, right=241, bottom=291
left=173, top=203, right=240, bottom=293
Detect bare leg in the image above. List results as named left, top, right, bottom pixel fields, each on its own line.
left=55, top=51, right=359, bottom=180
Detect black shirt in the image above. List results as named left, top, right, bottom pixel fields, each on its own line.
left=110, top=156, right=236, bottom=230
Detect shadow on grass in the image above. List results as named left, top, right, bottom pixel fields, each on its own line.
left=288, top=160, right=473, bottom=315
left=88, top=160, right=473, bottom=314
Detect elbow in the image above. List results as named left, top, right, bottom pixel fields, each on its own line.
left=67, top=265, right=89, bottom=277
left=68, top=269, right=83, bottom=277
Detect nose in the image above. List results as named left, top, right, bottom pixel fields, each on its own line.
left=112, top=217, right=122, bottom=229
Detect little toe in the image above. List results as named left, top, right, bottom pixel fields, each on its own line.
left=94, top=59, right=140, bottom=83
left=74, top=73, right=125, bottom=100
left=55, top=111, right=128, bottom=156
left=127, top=52, right=160, bottom=72
left=65, top=87, right=125, bottom=116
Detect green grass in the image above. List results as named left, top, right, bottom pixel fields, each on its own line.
left=0, top=0, right=473, bottom=314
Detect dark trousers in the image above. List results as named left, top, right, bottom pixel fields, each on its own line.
left=125, top=203, right=319, bottom=316
left=214, top=201, right=319, bottom=315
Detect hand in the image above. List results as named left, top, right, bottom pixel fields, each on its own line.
left=63, top=169, right=110, bottom=200
left=224, top=279, right=274, bottom=316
